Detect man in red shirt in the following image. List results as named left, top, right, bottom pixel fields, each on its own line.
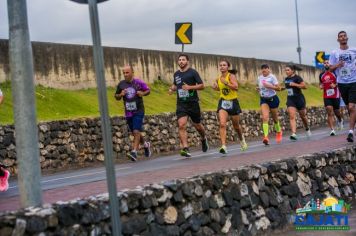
left=319, top=60, right=343, bottom=136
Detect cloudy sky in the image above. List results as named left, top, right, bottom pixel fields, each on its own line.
left=0, top=0, right=355, bottom=66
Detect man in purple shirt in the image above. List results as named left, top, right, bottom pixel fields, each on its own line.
left=115, top=65, right=151, bottom=161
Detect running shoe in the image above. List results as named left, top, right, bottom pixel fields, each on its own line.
left=127, top=151, right=138, bottom=162
left=240, top=139, right=248, bottom=151
left=276, top=131, right=283, bottom=144
left=180, top=147, right=192, bottom=157
left=262, top=136, right=269, bottom=146
left=337, top=119, right=344, bottom=130
left=347, top=133, right=354, bottom=143
left=306, top=128, right=312, bottom=138
left=0, top=168, right=10, bottom=192
left=144, top=141, right=152, bottom=158
left=219, top=145, right=227, bottom=154
left=290, top=133, right=298, bottom=141
left=201, top=137, right=209, bottom=152
left=330, top=130, right=336, bottom=136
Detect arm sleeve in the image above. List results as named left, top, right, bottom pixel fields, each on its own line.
left=115, top=84, right=122, bottom=95
left=138, top=79, right=150, bottom=92
left=329, top=51, right=337, bottom=66
left=272, top=75, right=279, bottom=85
left=193, top=70, right=203, bottom=84
left=296, top=76, right=304, bottom=83
left=319, top=73, right=323, bottom=83
left=173, top=72, right=177, bottom=86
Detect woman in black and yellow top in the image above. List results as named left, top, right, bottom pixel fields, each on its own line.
left=212, top=60, right=248, bottom=154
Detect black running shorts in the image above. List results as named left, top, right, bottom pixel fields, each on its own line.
left=338, top=82, right=356, bottom=105
left=176, top=101, right=201, bottom=124
left=286, top=95, right=306, bottom=110
left=217, top=98, right=242, bottom=116
left=324, top=98, right=340, bottom=110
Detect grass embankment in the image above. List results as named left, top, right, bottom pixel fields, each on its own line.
left=0, top=80, right=323, bottom=125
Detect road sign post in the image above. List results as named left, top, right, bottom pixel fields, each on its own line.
left=175, top=22, right=192, bottom=52
left=7, top=0, right=43, bottom=208
left=69, top=0, right=121, bottom=235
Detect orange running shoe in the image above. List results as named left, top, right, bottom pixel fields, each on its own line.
left=262, top=136, right=269, bottom=145
left=276, top=131, right=283, bottom=144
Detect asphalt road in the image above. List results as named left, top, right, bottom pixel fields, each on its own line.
left=0, top=125, right=355, bottom=213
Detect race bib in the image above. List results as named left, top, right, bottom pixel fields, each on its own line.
left=221, top=100, right=233, bottom=110
left=287, top=88, right=294, bottom=96
left=326, top=89, right=335, bottom=97
left=340, top=67, right=351, bottom=77
left=125, top=101, right=137, bottom=111
left=178, top=89, right=189, bottom=98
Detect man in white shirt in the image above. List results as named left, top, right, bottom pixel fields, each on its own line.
left=329, top=31, right=356, bottom=142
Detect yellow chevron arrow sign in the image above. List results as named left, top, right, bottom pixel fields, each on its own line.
left=316, top=51, right=325, bottom=63
left=175, top=23, right=192, bottom=44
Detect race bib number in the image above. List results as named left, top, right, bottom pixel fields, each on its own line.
left=326, top=89, right=335, bottom=97
left=221, top=100, right=233, bottom=110
left=178, top=89, right=189, bottom=98
left=340, top=67, right=351, bottom=77
left=287, top=88, right=294, bottom=96
left=125, top=101, right=137, bottom=111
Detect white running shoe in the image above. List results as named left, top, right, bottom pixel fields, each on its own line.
left=306, top=128, right=312, bottom=138
left=337, top=119, right=344, bottom=130
left=330, top=130, right=336, bottom=136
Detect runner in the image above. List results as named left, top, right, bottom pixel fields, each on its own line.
left=115, top=65, right=151, bottom=161
left=319, top=60, right=343, bottom=136
left=256, top=64, right=283, bottom=145
left=283, top=64, right=311, bottom=141
left=212, top=59, right=248, bottom=154
left=168, top=54, right=209, bottom=157
left=0, top=88, right=10, bottom=192
left=329, top=31, right=356, bottom=142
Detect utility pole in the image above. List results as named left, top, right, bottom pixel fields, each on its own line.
left=7, top=0, right=43, bottom=207
left=294, top=0, right=302, bottom=64
left=69, top=1, right=121, bottom=235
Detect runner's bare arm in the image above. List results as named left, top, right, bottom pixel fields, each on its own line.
left=168, top=85, right=177, bottom=95
left=212, top=79, right=219, bottom=91
left=224, top=74, right=238, bottom=90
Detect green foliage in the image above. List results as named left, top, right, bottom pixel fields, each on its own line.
left=0, top=81, right=323, bottom=124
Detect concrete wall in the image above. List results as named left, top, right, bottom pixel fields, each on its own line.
left=0, top=146, right=355, bottom=235
left=0, top=108, right=327, bottom=175
left=0, top=39, right=321, bottom=89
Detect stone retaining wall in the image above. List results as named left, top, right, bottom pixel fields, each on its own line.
left=0, top=146, right=355, bottom=235
left=0, top=107, right=328, bottom=175
left=0, top=40, right=321, bottom=89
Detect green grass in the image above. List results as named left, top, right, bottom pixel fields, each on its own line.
left=0, top=80, right=323, bottom=125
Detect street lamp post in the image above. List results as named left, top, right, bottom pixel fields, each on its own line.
left=7, top=0, right=43, bottom=208
left=69, top=0, right=121, bottom=235
left=294, top=0, right=302, bottom=64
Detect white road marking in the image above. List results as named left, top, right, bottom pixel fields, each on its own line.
left=8, top=166, right=131, bottom=189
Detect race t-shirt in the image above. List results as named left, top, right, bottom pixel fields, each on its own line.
left=173, top=68, right=203, bottom=103
left=115, top=78, right=150, bottom=117
left=284, top=75, right=304, bottom=97
left=257, top=73, right=278, bottom=98
left=329, top=48, right=356, bottom=84
left=319, top=71, right=339, bottom=99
